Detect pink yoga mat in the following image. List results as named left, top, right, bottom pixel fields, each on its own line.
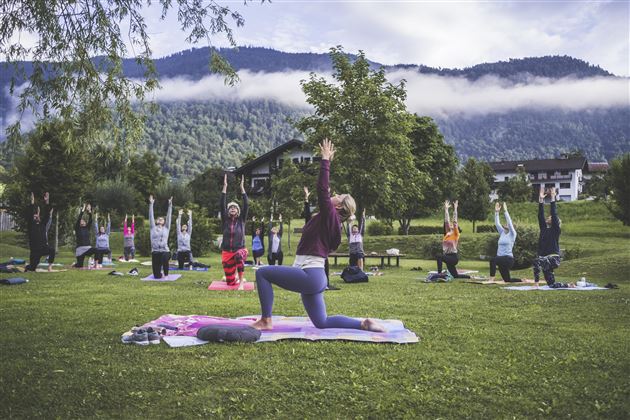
left=142, top=274, right=181, bottom=282
left=208, top=281, right=255, bottom=291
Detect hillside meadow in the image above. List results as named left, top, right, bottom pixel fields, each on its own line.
left=1, top=200, right=629, bottom=418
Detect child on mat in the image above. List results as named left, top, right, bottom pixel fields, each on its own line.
left=220, top=174, right=249, bottom=286
left=149, top=195, right=173, bottom=279
left=176, top=209, right=193, bottom=270
left=436, top=200, right=470, bottom=279
left=74, top=204, right=96, bottom=268
left=252, top=139, right=383, bottom=332
left=251, top=216, right=265, bottom=266
left=346, top=208, right=366, bottom=270
left=93, top=212, right=111, bottom=269
left=123, top=214, right=136, bottom=261
left=533, top=186, right=574, bottom=288
left=488, top=202, right=523, bottom=283
left=267, top=213, right=283, bottom=266
left=25, top=192, right=55, bottom=272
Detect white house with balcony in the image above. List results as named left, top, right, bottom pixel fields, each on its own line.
left=488, top=157, right=588, bottom=201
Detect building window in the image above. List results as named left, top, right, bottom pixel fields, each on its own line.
left=560, top=183, right=570, bottom=189
left=303, top=157, right=311, bottom=163
left=292, top=158, right=300, bottom=164
left=561, top=171, right=568, bottom=175
left=545, top=183, right=556, bottom=189
left=313, top=157, right=321, bottom=162
left=504, top=176, right=510, bottom=181
left=278, top=159, right=284, bottom=168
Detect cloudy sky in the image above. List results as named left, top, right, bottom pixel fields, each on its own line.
left=143, top=0, right=629, bottom=76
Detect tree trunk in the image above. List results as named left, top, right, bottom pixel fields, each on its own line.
left=398, top=218, right=411, bottom=235
left=472, top=220, right=476, bottom=234
left=55, top=211, right=59, bottom=252
left=287, top=219, right=291, bottom=250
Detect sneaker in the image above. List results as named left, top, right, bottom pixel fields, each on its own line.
left=130, top=329, right=149, bottom=346
left=128, top=268, right=139, bottom=276
left=147, top=327, right=160, bottom=345
left=108, top=270, right=124, bottom=276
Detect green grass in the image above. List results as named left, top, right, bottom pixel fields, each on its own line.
left=1, top=210, right=629, bottom=418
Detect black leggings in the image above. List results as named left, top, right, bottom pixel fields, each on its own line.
left=437, top=253, right=470, bottom=279
left=75, top=248, right=96, bottom=268
left=152, top=251, right=171, bottom=278
left=489, top=255, right=521, bottom=282
left=27, top=246, right=55, bottom=271
left=177, top=251, right=192, bottom=269
left=94, top=248, right=111, bottom=264
left=268, top=251, right=284, bottom=266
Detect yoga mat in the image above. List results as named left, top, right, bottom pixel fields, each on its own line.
left=428, top=269, right=478, bottom=275
left=35, top=268, right=68, bottom=273
left=75, top=266, right=109, bottom=270
left=117, top=258, right=140, bottom=263
left=208, top=281, right=255, bottom=291
left=142, top=274, right=181, bottom=282
left=37, top=263, right=64, bottom=267
left=169, top=267, right=209, bottom=272
left=503, top=285, right=608, bottom=291
left=132, top=315, right=419, bottom=347
left=465, top=279, right=534, bottom=285
left=141, top=261, right=153, bottom=266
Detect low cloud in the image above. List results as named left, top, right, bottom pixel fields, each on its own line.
left=151, top=70, right=629, bottom=117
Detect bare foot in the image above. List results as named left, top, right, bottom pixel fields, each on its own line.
left=568, top=283, right=577, bottom=288
left=361, top=318, right=385, bottom=332
left=47, top=266, right=53, bottom=272
left=488, top=277, right=495, bottom=282
left=252, top=317, right=273, bottom=330
left=521, top=278, right=535, bottom=283
left=238, top=279, right=246, bottom=290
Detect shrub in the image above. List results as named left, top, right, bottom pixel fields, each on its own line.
left=475, top=225, right=496, bottom=233
left=483, top=225, right=538, bottom=269
left=397, top=225, right=444, bottom=235
left=368, top=220, right=394, bottom=236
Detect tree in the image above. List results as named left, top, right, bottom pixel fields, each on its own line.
left=127, top=151, right=167, bottom=206
left=188, top=166, right=225, bottom=217
left=2, top=119, right=94, bottom=242
left=457, top=158, right=493, bottom=233
left=296, top=47, right=420, bottom=221
left=93, top=178, right=138, bottom=218
left=606, top=153, right=630, bottom=225
left=497, top=167, right=531, bottom=202
left=1, top=0, right=266, bottom=145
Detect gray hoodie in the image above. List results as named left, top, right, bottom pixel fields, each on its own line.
left=149, top=201, right=172, bottom=252
left=95, top=219, right=111, bottom=249
left=176, top=213, right=192, bottom=252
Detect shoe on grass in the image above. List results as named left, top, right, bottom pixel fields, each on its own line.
left=108, top=270, right=124, bottom=276
left=128, top=268, right=139, bottom=276
left=147, top=327, right=160, bottom=345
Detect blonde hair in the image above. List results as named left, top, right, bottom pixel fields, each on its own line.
left=337, top=194, right=356, bottom=222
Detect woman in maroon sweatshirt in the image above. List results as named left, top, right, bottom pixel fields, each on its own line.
left=252, top=139, right=383, bottom=332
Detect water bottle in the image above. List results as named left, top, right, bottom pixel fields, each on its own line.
left=577, top=277, right=586, bottom=287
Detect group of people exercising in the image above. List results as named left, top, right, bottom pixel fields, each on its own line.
left=25, top=139, right=568, bottom=332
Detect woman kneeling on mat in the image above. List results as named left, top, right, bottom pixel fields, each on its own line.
left=436, top=200, right=470, bottom=279
left=252, top=139, right=383, bottom=332
left=489, top=201, right=522, bottom=282
left=251, top=216, right=265, bottom=266
left=176, top=209, right=193, bottom=270
left=149, top=195, right=173, bottom=279
left=94, top=212, right=111, bottom=268
left=74, top=203, right=96, bottom=268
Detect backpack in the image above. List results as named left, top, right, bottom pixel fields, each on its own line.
left=341, top=266, right=368, bottom=283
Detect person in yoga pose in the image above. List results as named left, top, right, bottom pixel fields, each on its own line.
left=93, top=212, right=111, bottom=268
left=220, top=174, right=248, bottom=286
left=123, top=214, right=136, bottom=261
left=25, top=192, right=55, bottom=272
left=267, top=213, right=283, bottom=265
left=74, top=203, right=96, bottom=268
left=304, top=186, right=337, bottom=290
left=347, top=208, right=366, bottom=269
left=176, top=209, right=193, bottom=270
left=488, top=202, right=522, bottom=282
left=149, top=195, right=173, bottom=279
left=252, top=139, right=383, bottom=331
left=436, top=200, right=470, bottom=279
left=533, top=186, right=574, bottom=288
left=251, top=217, right=265, bottom=266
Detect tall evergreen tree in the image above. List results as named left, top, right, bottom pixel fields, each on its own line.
left=457, top=158, right=494, bottom=233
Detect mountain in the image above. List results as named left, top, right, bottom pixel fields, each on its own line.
left=1, top=47, right=628, bottom=179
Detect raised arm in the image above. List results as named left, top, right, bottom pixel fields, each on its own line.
left=131, top=215, right=135, bottom=234
left=106, top=214, right=111, bottom=235
left=94, top=213, right=99, bottom=235
left=86, top=204, right=92, bottom=227
left=538, top=185, right=546, bottom=230
left=240, top=175, right=249, bottom=221
left=443, top=200, right=451, bottom=234
left=149, top=195, right=155, bottom=227
left=278, top=214, right=283, bottom=237
left=124, top=215, right=128, bottom=235
left=453, top=200, right=459, bottom=224
left=177, top=209, right=182, bottom=233
left=187, top=210, right=192, bottom=235
left=317, top=139, right=334, bottom=215
left=494, top=202, right=503, bottom=233
left=76, top=206, right=85, bottom=230
left=549, top=187, right=560, bottom=232
left=165, top=197, right=173, bottom=230
left=360, top=209, right=366, bottom=235
left=504, top=202, right=516, bottom=238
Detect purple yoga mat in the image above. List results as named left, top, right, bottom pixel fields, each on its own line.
left=142, top=274, right=181, bottom=282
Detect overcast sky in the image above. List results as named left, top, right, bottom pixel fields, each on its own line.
left=142, top=0, right=630, bottom=76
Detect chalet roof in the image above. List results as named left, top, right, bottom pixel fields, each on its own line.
left=586, top=162, right=609, bottom=173
left=233, top=139, right=305, bottom=175
left=488, top=157, right=587, bottom=173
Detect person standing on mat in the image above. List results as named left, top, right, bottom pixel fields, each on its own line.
left=304, top=186, right=337, bottom=290
left=488, top=202, right=522, bottom=283
left=149, top=195, right=173, bottom=279
left=347, top=208, right=366, bottom=269
left=220, top=174, right=248, bottom=286
left=25, top=192, right=55, bottom=272
left=73, top=203, right=95, bottom=268
left=93, top=212, right=111, bottom=269
left=267, top=213, right=284, bottom=265
left=252, top=139, right=383, bottom=331
left=533, top=186, right=574, bottom=288
left=123, top=214, right=136, bottom=261
left=436, top=200, right=470, bottom=279
left=251, top=216, right=265, bottom=266
left=176, top=209, right=193, bottom=270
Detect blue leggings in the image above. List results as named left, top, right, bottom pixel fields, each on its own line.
left=255, top=265, right=362, bottom=329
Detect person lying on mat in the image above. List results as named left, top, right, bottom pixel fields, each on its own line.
left=532, top=186, right=574, bottom=288
left=488, top=202, right=525, bottom=283
left=252, top=139, right=384, bottom=332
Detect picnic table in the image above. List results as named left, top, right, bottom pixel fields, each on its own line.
left=329, top=252, right=405, bottom=267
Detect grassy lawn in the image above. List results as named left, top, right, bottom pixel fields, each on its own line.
left=1, top=207, right=629, bottom=418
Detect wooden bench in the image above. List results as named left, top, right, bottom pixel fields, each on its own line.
left=329, top=252, right=405, bottom=268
